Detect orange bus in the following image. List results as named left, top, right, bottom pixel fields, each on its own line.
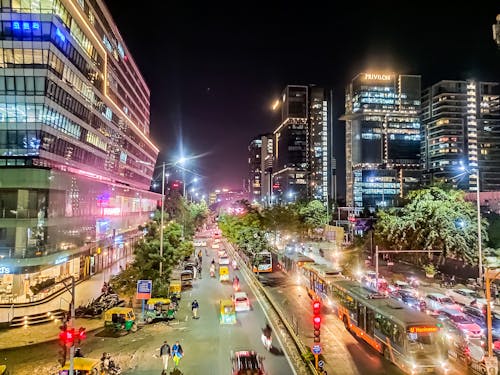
left=330, top=279, right=448, bottom=374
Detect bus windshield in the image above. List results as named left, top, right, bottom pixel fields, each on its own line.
left=407, top=331, right=438, bottom=353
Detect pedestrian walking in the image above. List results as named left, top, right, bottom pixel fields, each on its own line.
left=191, top=299, right=199, bottom=319
left=171, top=341, right=184, bottom=368
left=197, top=264, right=202, bottom=279
left=160, top=341, right=171, bottom=372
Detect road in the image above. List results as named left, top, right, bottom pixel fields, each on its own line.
left=123, top=242, right=293, bottom=375
left=258, top=267, right=465, bottom=375
left=1, top=239, right=293, bottom=375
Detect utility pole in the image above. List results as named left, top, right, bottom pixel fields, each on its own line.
left=61, top=276, right=76, bottom=375
left=159, top=162, right=165, bottom=277
left=476, top=172, right=483, bottom=286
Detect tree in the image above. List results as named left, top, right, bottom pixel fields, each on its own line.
left=109, top=220, right=194, bottom=299
left=261, top=204, right=301, bottom=241
left=374, top=186, right=489, bottom=265
left=299, top=200, right=329, bottom=230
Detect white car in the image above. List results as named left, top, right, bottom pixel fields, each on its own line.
left=193, top=239, right=207, bottom=247
left=423, top=293, right=462, bottom=313
left=446, top=288, right=490, bottom=308
left=233, top=292, right=251, bottom=312
left=211, top=243, right=220, bottom=249
left=219, top=256, right=230, bottom=265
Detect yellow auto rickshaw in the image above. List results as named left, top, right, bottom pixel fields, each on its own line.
left=0, top=365, right=9, bottom=375
left=169, top=280, right=182, bottom=300
left=219, top=265, right=230, bottom=282
left=59, top=357, right=100, bottom=375
left=219, top=299, right=236, bottom=325
left=144, top=297, right=175, bottom=323
left=104, top=307, right=137, bottom=333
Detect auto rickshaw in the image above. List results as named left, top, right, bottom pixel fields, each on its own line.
left=104, top=307, right=137, bottom=333
left=180, top=270, right=193, bottom=287
left=144, top=297, right=175, bottom=323
left=219, top=265, right=230, bottom=282
left=169, top=280, right=182, bottom=300
left=0, top=365, right=9, bottom=375
left=59, top=357, right=100, bottom=375
left=219, top=299, right=236, bottom=325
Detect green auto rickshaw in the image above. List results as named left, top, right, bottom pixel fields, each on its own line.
left=144, top=297, right=175, bottom=323
left=104, top=307, right=138, bottom=333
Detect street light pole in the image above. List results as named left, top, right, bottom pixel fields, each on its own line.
left=476, top=171, right=483, bottom=285
left=159, top=162, right=165, bottom=277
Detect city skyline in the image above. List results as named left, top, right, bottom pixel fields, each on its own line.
left=105, top=2, right=499, bottom=194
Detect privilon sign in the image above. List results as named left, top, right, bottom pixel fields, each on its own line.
left=364, top=73, right=392, bottom=81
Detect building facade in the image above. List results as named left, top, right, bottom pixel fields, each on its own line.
left=342, top=72, right=421, bottom=209
left=257, top=134, right=273, bottom=206
left=421, top=80, right=500, bottom=191
left=0, top=0, right=159, bottom=303
left=248, top=137, right=262, bottom=202
left=273, top=85, right=331, bottom=204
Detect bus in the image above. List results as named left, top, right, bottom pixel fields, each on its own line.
left=279, top=252, right=314, bottom=274
left=300, top=263, right=343, bottom=307
left=330, top=279, right=448, bottom=374
left=252, top=251, right=273, bottom=273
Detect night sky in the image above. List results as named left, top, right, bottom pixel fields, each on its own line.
left=105, top=1, right=500, bottom=196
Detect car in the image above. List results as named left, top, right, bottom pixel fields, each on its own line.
left=230, top=350, right=266, bottom=375
left=219, top=256, right=230, bottom=265
left=211, top=243, right=220, bottom=249
left=438, top=308, right=482, bottom=338
left=390, top=289, right=420, bottom=310
left=233, top=291, right=251, bottom=312
left=423, top=293, right=462, bottom=313
left=445, top=288, right=490, bottom=308
left=193, top=239, right=207, bottom=247
left=218, top=249, right=227, bottom=257
left=462, top=305, right=500, bottom=333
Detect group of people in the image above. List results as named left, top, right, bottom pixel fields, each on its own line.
left=160, top=340, right=184, bottom=373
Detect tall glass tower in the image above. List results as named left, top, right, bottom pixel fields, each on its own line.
left=341, top=73, right=421, bottom=209
left=0, top=0, right=159, bottom=302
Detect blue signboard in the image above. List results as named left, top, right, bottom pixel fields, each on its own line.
left=136, top=279, right=152, bottom=299
left=312, top=344, right=321, bottom=355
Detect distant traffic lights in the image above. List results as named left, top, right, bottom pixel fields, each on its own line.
left=313, top=300, right=321, bottom=343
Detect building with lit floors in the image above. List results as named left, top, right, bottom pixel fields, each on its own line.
left=248, top=137, right=262, bottom=202
left=341, top=72, right=422, bottom=209
left=272, top=85, right=331, bottom=204
left=0, top=0, right=159, bottom=308
left=421, top=80, right=500, bottom=191
left=260, top=134, right=273, bottom=206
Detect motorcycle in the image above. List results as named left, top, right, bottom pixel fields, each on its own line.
left=261, top=333, right=272, bottom=351
left=210, top=264, right=215, bottom=278
left=233, top=279, right=240, bottom=292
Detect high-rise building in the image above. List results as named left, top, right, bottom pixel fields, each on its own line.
left=0, top=0, right=159, bottom=302
left=260, top=134, right=273, bottom=206
left=341, top=72, right=421, bottom=209
left=248, top=137, right=262, bottom=202
left=421, top=80, right=500, bottom=191
left=273, top=85, right=309, bottom=203
left=309, top=86, right=330, bottom=202
left=273, top=85, right=331, bottom=204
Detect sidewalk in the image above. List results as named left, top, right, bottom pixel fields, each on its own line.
left=0, top=257, right=129, bottom=350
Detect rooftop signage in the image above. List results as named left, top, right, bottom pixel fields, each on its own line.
left=364, top=73, right=393, bottom=81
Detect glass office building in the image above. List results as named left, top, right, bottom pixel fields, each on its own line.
left=421, top=80, right=500, bottom=191
left=0, top=0, right=159, bottom=302
left=342, top=73, right=421, bottom=209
